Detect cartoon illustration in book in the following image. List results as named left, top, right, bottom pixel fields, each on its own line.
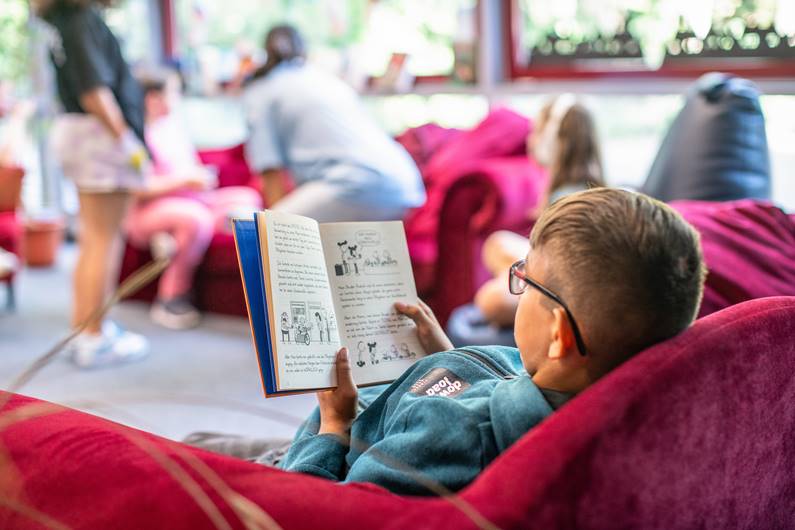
left=399, top=342, right=416, bottom=359
left=334, top=230, right=399, bottom=276
left=314, top=311, right=327, bottom=343
left=356, top=341, right=367, bottom=367
left=347, top=244, right=362, bottom=275
left=289, top=302, right=307, bottom=344
left=334, top=240, right=349, bottom=276
left=367, top=341, right=379, bottom=365
left=382, top=344, right=401, bottom=362
left=327, top=313, right=338, bottom=336
left=293, top=315, right=313, bottom=346
left=361, top=247, right=398, bottom=273
left=286, top=301, right=336, bottom=345
left=280, top=312, right=291, bottom=342
left=380, top=249, right=397, bottom=266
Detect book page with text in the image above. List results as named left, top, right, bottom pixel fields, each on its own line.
left=260, top=211, right=341, bottom=391
left=319, top=221, right=427, bottom=385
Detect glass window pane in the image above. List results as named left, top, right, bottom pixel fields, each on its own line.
left=174, top=0, right=477, bottom=92
left=514, top=0, right=795, bottom=74
left=105, top=0, right=158, bottom=64
left=363, top=94, right=488, bottom=134
left=0, top=0, right=30, bottom=82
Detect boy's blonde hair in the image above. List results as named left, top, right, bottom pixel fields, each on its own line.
left=530, top=188, right=706, bottom=377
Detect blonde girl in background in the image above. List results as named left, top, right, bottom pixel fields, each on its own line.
left=475, top=95, right=605, bottom=327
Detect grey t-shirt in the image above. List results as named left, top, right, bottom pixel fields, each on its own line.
left=549, top=183, right=590, bottom=205
left=242, top=62, right=425, bottom=208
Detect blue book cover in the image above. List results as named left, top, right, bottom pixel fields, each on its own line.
left=232, top=218, right=294, bottom=396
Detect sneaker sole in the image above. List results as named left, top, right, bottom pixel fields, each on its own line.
left=150, top=305, right=201, bottom=330
left=70, top=346, right=150, bottom=370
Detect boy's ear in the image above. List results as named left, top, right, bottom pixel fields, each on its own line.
left=547, top=307, right=577, bottom=360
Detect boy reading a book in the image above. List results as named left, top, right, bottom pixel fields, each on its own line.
left=278, top=188, right=706, bottom=495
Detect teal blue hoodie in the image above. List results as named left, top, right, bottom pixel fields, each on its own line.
left=281, top=346, right=563, bottom=496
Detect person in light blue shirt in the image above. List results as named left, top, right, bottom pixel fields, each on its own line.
left=242, top=25, right=426, bottom=222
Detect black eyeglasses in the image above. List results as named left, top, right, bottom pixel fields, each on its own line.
left=509, top=259, right=588, bottom=356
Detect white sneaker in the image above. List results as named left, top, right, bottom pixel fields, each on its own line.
left=150, top=296, right=201, bottom=330
left=68, top=324, right=149, bottom=369
left=0, top=248, right=18, bottom=279
left=102, top=319, right=124, bottom=338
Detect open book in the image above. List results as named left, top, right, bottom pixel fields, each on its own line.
left=233, top=210, right=427, bottom=397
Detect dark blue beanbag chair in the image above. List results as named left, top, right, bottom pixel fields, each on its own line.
left=642, top=73, right=771, bottom=202
left=446, top=304, right=516, bottom=348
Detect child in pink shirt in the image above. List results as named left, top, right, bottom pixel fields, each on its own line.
left=126, top=71, right=261, bottom=329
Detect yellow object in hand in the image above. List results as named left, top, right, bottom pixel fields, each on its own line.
left=129, top=148, right=147, bottom=171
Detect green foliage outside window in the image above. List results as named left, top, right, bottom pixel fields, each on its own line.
left=519, top=0, right=794, bottom=69
left=176, top=0, right=475, bottom=77
left=0, top=0, right=30, bottom=82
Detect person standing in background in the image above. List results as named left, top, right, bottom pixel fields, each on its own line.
left=243, top=25, right=426, bottom=223
left=35, top=0, right=149, bottom=368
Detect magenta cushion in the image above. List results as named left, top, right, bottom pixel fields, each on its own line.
left=399, top=109, right=546, bottom=324
left=405, top=107, right=533, bottom=267
left=419, top=157, right=544, bottom=324
left=0, top=211, right=21, bottom=256
left=196, top=144, right=258, bottom=189
left=2, top=297, right=794, bottom=529
left=673, top=199, right=795, bottom=317
left=0, top=211, right=22, bottom=285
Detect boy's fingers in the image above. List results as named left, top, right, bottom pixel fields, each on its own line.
left=418, top=299, right=431, bottom=313
left=336, top=348, right=355, bottom=391
left=417, top=299, right=439, bottom=324
left=395, top=301, right=422, bottom=320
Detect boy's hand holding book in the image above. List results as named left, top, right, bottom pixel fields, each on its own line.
left=395, top=300, right=453, bottom=354
left=317, top=348, right=358, bottom=437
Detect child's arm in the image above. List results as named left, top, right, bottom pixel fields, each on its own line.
left=281, top=347, right=479, bottom=495
left=79, top=86, right=128, bottom=140
left=280, top=348, right=356, bottom=480
left=284, top=393, right=483, bottom=495
left=340, top=403, right=482, bottom=495
left=259, top=168, right=286, bottom=206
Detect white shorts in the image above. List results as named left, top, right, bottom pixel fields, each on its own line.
left=51, top=114, right=145, bottom=193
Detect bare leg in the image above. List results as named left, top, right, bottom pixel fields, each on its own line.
left=474, top=277, right=520, bottom=327
left=481, top=231, right=529, bottom=277
left=72, top=191, right=132, bottom=333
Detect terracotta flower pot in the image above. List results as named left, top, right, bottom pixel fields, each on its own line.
left=24, top=218, right=65, bottom=267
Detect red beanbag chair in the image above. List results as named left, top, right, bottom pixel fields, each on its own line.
left=2, top=297, right=795, bottom=529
